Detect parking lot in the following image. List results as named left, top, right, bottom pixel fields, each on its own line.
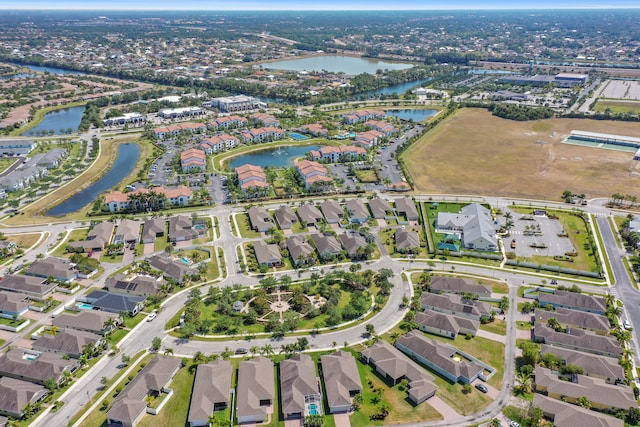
left=502, top=209, right=575, bottom=258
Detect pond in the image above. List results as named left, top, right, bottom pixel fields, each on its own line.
left=385, top=109, right=439, bottom=122
left=47, top=143, right=140, bottom=216
left=227, top=145, right=325, bottom=170
left=262, top=55, right=413, bottom=75
left=25, top=105, right=85, bottom=136
left=366, top=78, right=433, bottom=97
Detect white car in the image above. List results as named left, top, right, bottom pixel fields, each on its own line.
left=624, top=320, right=632, bottom=330
left=147, top=310, right=158, bottom=322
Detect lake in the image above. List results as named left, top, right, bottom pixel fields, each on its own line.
left=227, top=145, right=325, bottom=170
left=25, top=105, right=85, bottom=136
left=47, top=143, right=140, bottom=216
left=25, top=65, right=82, bottom=75
left=385, top=109, right=438, bottom=121
left=262, top=55, right=413, bottom=75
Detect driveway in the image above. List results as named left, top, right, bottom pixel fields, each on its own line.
left=428, top=395, right=459, bottom=420
left=284, top=419, right=303, bottom=427
left=472, top=379, right=500, bottom=400
left=333, top=412, right=351, bottom=427
left=477, top=329, right=506, bottom=343
left=143, top=242, right=155, bottom=255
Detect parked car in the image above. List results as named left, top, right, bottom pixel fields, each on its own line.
left=624, top=320, right=632, bottom=330
left=475, top=383, right=488, bottom=393
left=147, top=310, right=158, bottom=322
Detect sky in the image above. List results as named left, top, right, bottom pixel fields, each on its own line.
left=0, top=0, right=639, bottom=10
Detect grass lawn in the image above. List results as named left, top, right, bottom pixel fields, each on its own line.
left=430, top=374, right=493, bottom=416
left=354, top=169, right=379, bottom=183
left=236, top=213, right=261, bottom=238
left=137, top=368, right=194, bottom=427
left=402, top=108, right=640, bottom=201
left=52, top=228, right=89, bottom=256
left=594, top=100, right=640, bottom=115
left=350, top=352, right=443, bottom=427
left=5, top=232, right=42, bottom=249
left=123, top=313, right=146, bottom=329
left=0, top=157, right=17, bottom=174
left=480, top=319, right=507, bottom=336
left=99, top=252, right=124, bottom=264
left=153, top=233, right=170, bottom=253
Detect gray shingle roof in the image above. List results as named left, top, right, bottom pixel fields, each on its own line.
left=188, top=360, right=233, bottom=424
left=533, top=393, right=624, bottom=427
left=280, top=354, right=319, bottom=415
left=320, top=351, right=362, bottom=409
left=0, top=377, right=47, bottom=417
left=236, top=357, right=274, bottom=419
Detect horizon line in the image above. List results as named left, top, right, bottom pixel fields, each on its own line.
left=2, top=7, right=640, bottom=11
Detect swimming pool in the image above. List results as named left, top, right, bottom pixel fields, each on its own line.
left=22, top=353, right=38, bottom=361
left=289, top=132, right=309, bottom=140
left=76, top=302, right=94, bottom=310
left=180, top=257, right=191, bottom=265
left=308, top=403, right=319, bottom=415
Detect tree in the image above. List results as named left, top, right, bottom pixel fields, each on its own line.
left=304, top=414, right=324, bottom=427
left=462, top=384, right=472, bottom=394
left=121, top=354, right=131, bottom=365
left=576, top=396, right=591, bottom=408
left=163, top=347, right=174, bottom=356
left=515, top=371, right=533, bottom=394
left=44, top=378, right=58, bottom=391
left=261, top=343, right=274, bottom=356
left=49, top=325, right=59, bottom=337
left=365, top=323, right=376, bottom=337
left=151, top=337, right=162, bottom=352
left=100, top=376, right=109, bottom=389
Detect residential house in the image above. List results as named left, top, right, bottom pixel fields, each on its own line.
left=345, top=199, right=369, bottom=223
left=300, top=123, right=328, bottom=137
left=187, top=360, right=233, bottom=427
left=253, top=241, right=282, bottom=267
left=67, top=222, right=114, bottom=253
left=0, top=275, right=56, bottom=300
left=436, top=203, right=498, bottom=251
left=319, top=200, right=344, bottom=224
left=0, top=377, right=48, bottom=419
left=287, top=235, right=315, bottom=266
left=369, top=198, right=392, bottom=219
left=361, top=340, right=438, bottom=404
left=141, top=218, right=166, bottom=244
left=247, top=206, right=275, bottom=232
left=168, top=215, right=199, bottom=242
left=106, top=273, right=164, bottom=297
left=209, top=115, right=247, bottom=129
left=395, top=229, right=420, bottom=253
left=236, top=164, right=270, bottom=197
left=107, top=356, right=181, bottom=427
left=251, top=113, right=280, bottom=127
left=420, top=293, right=493, bottom=322
left=295, top=159, right=332, bottom=190
left=429, top=276, right=491, bottom=297
left=533, top=323, right=623, bottom=358
left=24, top=257, right=76, bottom=283
left=396, top=331, right=485, bottom=384
left=533, top=393, right=624, bottom=427
left=415, top=311, right=480, bottom=339
left=200, top=133, right=238, bottom=153
left=353, top=130, right=383, bottom=148
left=274, top=206, right=298, bottom=230
left=533, top=307, right=610, bottom=335
left=113, top=219, right=140, bottom=245
left=280, top=354, right=321, bottom=420
left=341, top=110, right=385, bottom=124
left=0, top=291, right=28, bottom=319
left=395, top=197, right=419, bottom=221
left=537, top=290, right=607, bottom=315
left=534, top=366, right=636, bottom=411
left=147, top=254, right=196, bottom=284
left=104, top=186, right=192, bottom=213
left=180, top=148, right=206, bottom=173
left=52, top=310, right=121, bottom=336
left=311, top=233, right=342, bottom=261
left=0, top=348, right=79, bottom=387
left=539, top=345, right=624, bottom=384
left=308, top=145, right=365, bottom=163
left=240, top=127, right=284, bottom=143
left=83, top=290, right=145, bottom=316
left=339, top=232, right=368, bottom=259
left=0, top=138, right=36, bottom=155
left=320, top=351, right=362, bottom=413
left=296, top=204, right=324, bottom=227
left=32, top=329, right=104, bottom=359
left=153, top=122, right=207, bottom=139
left=236, top=357, right=274, bottom=424
left=364, top=120, right=397, bottom=136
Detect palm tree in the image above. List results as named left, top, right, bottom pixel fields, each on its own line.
left=260, top=344, right=274, bottom=356
left=103, top=318, right=117, bottom=333
left=605, top=294, right=616, bottom=308
left=249, top=346, right=260, bottom=357
left=49, top=325, right=59, bottom=337
left=515, top=371, right=533, bottom=394
left=163, top=348, right=174, bottom=356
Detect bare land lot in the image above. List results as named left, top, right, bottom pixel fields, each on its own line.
left=402, top=108, right=640, bottom=200
left=599, top=79, right=640, bottom=100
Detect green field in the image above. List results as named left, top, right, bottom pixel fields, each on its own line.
left=595, top=100, right=640, bottom=115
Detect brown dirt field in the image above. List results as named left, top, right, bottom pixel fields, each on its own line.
left=402, top=108, right=640, bottom=200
